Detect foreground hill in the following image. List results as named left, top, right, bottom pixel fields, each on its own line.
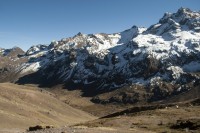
left=0, top=83, right=95, bottom=133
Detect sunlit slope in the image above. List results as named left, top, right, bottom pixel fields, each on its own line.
left=0, top=83, right=95, bottom=129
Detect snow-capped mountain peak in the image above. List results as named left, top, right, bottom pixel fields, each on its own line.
left=7, top=8, right=199, bottom=100
left=147, top=7, right=200, bottom=36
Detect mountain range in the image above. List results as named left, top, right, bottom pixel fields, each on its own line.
left=0, top=7, right=200, bottom=104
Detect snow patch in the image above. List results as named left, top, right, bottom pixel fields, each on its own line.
left=167, top=66, right=184, bottom=79
left=20, top=62, right=41, bottom=74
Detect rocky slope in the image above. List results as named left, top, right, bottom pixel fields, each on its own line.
left=0, top=47, right=27, bottom=82
left=1, top=8, right=200, bottom=103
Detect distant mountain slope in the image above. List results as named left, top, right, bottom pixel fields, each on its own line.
left=0, top=47, right=27, bottom=82
left=1, top=7, right=200, bottom=103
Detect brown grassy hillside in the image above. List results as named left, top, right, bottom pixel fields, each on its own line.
left=0, top=83, right=95, bottom=133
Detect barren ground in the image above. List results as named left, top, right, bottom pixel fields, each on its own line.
left=0, top=83, right=199, bottom=133
left=0, top=83, right=95, bottom=133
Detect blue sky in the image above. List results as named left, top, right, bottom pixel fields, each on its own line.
left=0, top=0, right=199, bottom=51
